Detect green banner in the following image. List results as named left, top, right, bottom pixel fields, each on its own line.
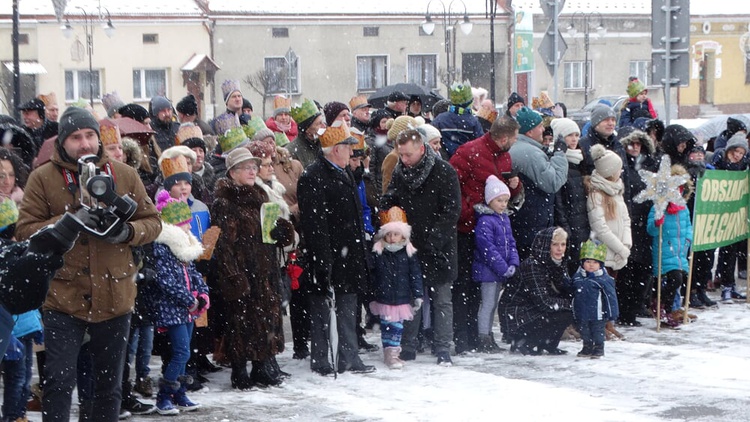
left=692, top=169, right=750, bottom=251
left=514, top=10, right=534, bottom=73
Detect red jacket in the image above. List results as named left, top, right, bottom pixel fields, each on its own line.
left=265, top=117, right=299, bottom=140
left=449, top=132, right=521, bottom=234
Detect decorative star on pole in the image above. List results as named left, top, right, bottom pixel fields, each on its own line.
left=634, top=155, right=690, bottom=221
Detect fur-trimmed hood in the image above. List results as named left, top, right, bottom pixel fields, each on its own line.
left=121, top=136, right=143, bottom=170
left=619, top=129, right=656, bottom=155
left=155, top=222, right=204, bottom=262
left=671, top=163, right=695, bottom=202
left=373, top=221, right=417, bottom=256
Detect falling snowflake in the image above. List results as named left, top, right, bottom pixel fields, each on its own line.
left=634, top=155, right=690, bottom=221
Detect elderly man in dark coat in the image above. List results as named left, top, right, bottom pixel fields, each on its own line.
left=297, top=122, right=376, bottom=376
left=381, top=128, right=461, bottom=366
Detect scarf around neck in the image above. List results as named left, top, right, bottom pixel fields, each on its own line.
left=566, top=149, right=583, bottom=165
left=395, top=145, right=436, bottom=191
left=590, top=171, right=624, bottom=197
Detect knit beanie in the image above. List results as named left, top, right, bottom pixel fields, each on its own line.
left=181, top=137, right=207, bottom=154
left=387, top=115, right=419, bottom=142
left=252, top=128, right=275, bottom=143
left=589, top=104, right=616, bottom=131
left=550, top=118, right=580, bottom=141
left=627, top=79, right=647, bottom=99
left=242, top=98, right=253, bottom=112
left=580, top=239, right=607, bottom=264
left=484, top=175, right=510, bottom=205
left=155, top=190, right=192, bottom=226
left=176, top=94, right=199, bottom=116
left=591, top=144, right=622, bottom=179
left=726, top=132, right=748, bottom=154
left=418, top=123, right=441, bottom=142
left=158, top=146, right=195, bottom=191
left=118, top=103, right=149, bottom=124
left=324, top=101, right=350, bottom=127
left=58, top=106, right=100, bottom=146
left=515, top=107, right=543, bottom=134
left=507, top=92, right=525, bottom=110
left=150, top=96, right=172, bottom=117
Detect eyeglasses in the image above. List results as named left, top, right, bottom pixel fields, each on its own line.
left=259, top=163, right=274, bottom=169
left=234, top=165, right=258, bottom=172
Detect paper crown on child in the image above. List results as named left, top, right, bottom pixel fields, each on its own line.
left=627, top=79, right=647, bottom=99
left=449, top=80, right=473, bottom=106
left=379, top=206, right=408, bottom=226
left=156, top=190, right=192, bottom=226
left=580, top=239, right=607, bottom=263
left=158, top=146, right=195, bottom=190
left=98, top=118, right=121, bottom=147
left=175, top=123, right=203, bottom=145
left=0, top=198, right=19, bottom=233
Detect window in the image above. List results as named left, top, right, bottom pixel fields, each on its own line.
left=14, top=33, right=29, bottom=45
left=363, top=27, right=379, bottom=37
left=272, top=28, right=289, bottom=38
left=563, top=60, right=592, bottom=89
left=64, top=70, right=101, bottom=101
left=132, top=69, right=167, bottom=99
left=142, top=34, right=159, bottom=44
left=629, top=60, right=650, bottom=86
left=356, top=55, right=388, bottom=92
left=265, top=57, right=299, bottom=95
left=407, top=55, right=437, bottom=89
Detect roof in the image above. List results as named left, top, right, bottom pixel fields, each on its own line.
left=3, top=61, right=47, bottom=75
left=181, top=53, right=220, bottom=72
left=0, top=0, right=204, bottom=19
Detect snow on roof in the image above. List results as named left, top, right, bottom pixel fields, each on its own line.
left=2, top=0, right=204, bottom=18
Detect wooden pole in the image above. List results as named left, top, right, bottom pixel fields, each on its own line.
left=656, top=225, right=663, bottom=332
left=683, top=248, right=695, bottom=324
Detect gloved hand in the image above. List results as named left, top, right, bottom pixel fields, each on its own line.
left=103, top=223, right=132, bottom=244
left=270, top=218, right=292, bottom=244
left=138, top=267, right=158, bottom=284
left=73, top=207, right=101, bottom=230
left=0, top=241, right=64, bottom=315
left=553, top=138, right=568, bottom=154
left=503, top=265, right=516, bottom=278
left=189, top=298, right=200, bottom=313
left=654, top=216, right=665, bottom=227
left=412, top=298, right=423, bottom=312
left=196, top=293, right=210, bottom=312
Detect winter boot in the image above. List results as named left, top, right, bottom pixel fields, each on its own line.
left=155, top=378, right=180, bottom=415
left=590, top=344, right=605, bottom=359
left=270, top=356, right=291, bottom=379
left=577, top=342, right=593, bottom=358
left=697, top=289, right=717, bottom=307
left=721, top=286, right=734, bottom=303
left=658, top=308, right=681, bottom=329
left=250, top=360, right=282, bottom=387
left=477, top=334, right=501, bottom=354
left=133, top=376, right=153, bottom=398
left=488, top=333, right=505, bottom=352
left=121, top=395, right=157, bottom=416
left=605, top=321, right=624, bottom=340
left=358, top=335, right=380, bottom=353
left=730, top=285, right=747, bottom=300
left=383, top=347, right=404, bottom=369
left=689, top=293, right=706, bottom=309
left=197, top=354, right=222, bottom=374
left=230, top=360, right=255, bottom=390
left=173, top=375, right=201, bottom=412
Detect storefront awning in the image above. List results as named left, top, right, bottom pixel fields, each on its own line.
left=3, top=61, right=47, bottom=75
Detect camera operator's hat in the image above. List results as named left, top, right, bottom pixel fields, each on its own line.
left=58, top=107, right=100, bottom=145
left=159, top=146, right=195, bottom=190
left=0, top=197, right=19, bottom=233
left=319, top=121, right=358, bottom=148
left=98, top=118, right=122, bottom=147
left=155, top=190, right=192, bottom=226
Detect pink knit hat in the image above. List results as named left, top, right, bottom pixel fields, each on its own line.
left=485, top=175, right=510, bottom=204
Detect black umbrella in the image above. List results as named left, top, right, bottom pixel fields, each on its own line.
left=367, top=83, right=445, bottom=110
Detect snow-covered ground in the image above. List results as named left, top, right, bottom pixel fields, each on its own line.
left=23, top=287, right=750, bottom=422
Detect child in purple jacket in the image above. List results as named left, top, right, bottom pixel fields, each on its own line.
left=473, top=175, right=520, bottom=353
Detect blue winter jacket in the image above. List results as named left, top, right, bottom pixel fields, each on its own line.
left=371, top=244, right=424, bottom=306
left=572, top=267, right=619, bottom=322
left=0, top=304, right=14, bottom=357
left=432, top=108, right=484, bottom=157
left=472, top=205, right=520, bottom=283
left=143, top=225, right=209, bottom=328
left=647, top=206, right=693, bottom=276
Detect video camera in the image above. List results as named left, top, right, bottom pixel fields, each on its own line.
left=26, top=154, right=138, bottom=256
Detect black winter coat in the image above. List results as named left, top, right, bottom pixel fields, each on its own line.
left=371, top=245, right=424, bottom=306
left=150, top=119, right=180, bottom=151
left=554, top=157, right=590, bottom=260
left=380, top=148, right=462, bottom=285
left=298, top=157, right=370, bottom=295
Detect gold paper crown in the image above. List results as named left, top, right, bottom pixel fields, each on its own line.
left=98, top=118, right=121, bottom=147
left=273, top=95, right=291, bottom=112
left=379, top=206, right=408, bottom=226
left=176, top=123, right=203, bottom=145
left=350, top=128, right=366, bottom=150
left=476, top=107, right=499, bottom=123
left=349, top=95, right=371, bottom=111
left=319, top=122, right=352, bottom=148
left=159, top=154, right=190, bottom=179
left=37, top=92, right=57, bottom=107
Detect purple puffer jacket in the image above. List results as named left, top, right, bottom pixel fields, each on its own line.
left=472, top=204, right=520, bottom=283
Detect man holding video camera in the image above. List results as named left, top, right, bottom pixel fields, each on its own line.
left=16, top=106, right=161, bottom=422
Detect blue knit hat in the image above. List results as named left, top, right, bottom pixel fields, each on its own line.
left=516, top=107, right=543, bottom=134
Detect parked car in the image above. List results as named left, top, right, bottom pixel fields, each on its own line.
left=568, top=95, right=628, bottom=129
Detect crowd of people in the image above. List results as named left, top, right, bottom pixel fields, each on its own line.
left=0, top=75, right=747, bottom=421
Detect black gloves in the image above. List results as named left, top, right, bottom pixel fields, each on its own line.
left=73, top=207, right=101, bottom=230
left=0, top=241, right=64, bottom=315
left=138, top=267, right=157, bottom=284
left=104, top=223, right=132, bottom=244
left=196, top=295, right=208, bottom=311
left=554, top=138, right=568, bottom=154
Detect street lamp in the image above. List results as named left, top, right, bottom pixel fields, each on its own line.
left=421, top=0, right=473, bottom=86
left=567, top=11, right=605, bottom=105
left=61, top=6, right=115, bottom=108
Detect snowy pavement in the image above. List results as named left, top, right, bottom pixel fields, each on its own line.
left=24, top=289, right=750, bottom=422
